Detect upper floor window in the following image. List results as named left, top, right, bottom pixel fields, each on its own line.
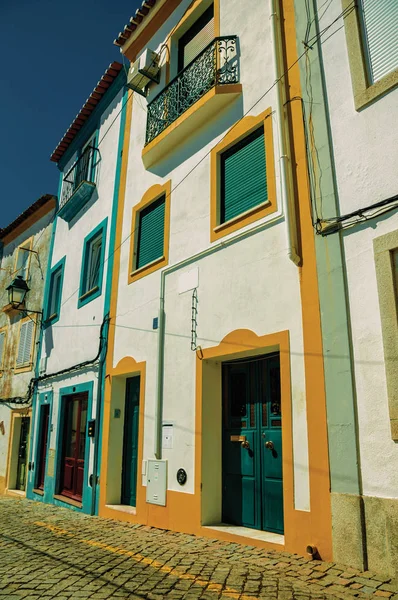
left=359, top=0, right=398, bottom=84
left=178, top=4, right=214, bottom=72
left=78, top=219, right=107, bottom=308
left=15, top=318, right=35, bottom=371
left=0, top=328, right=6, bottom=372
left=129, top=182, right=171, bottom=283
left=343, top=0, right=398, bottom=109
left=220, top=127, right=267, bottom=224
left=45, top=257, right=65, bottom=324
left=14, top=238, right=33, bottom=281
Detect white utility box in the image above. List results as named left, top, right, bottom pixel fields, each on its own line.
left=146, top=459, right=167, bottom=506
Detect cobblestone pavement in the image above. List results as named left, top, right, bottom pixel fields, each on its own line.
left=0, top=497, right=397, bottom=600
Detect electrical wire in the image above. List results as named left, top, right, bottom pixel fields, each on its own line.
left=57, top=2, right=357, bottom=313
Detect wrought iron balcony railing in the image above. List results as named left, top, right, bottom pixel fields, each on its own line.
left=60, top=145, right=98, bottom=211
left=146, top=36, right=239, bottom=145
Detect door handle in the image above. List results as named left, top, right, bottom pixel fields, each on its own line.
left=265, top=440, right=274, bottom=450
left=230, top=435, right=250, bottom=449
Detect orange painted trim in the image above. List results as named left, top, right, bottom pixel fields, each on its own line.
left=0, top=326, right=7, bottom=373
left=123, top=0, right=184, bottom=62
left=14, top=315, right=36, bottom=374
left=210, top=108, right=278, bottom=242
left=142, top=83, right=242, bottom=165
left=128, top=181, right=171, bottom=284
left=2, top=199, right=56, bottom=246
left=5, top=408, right=32, bottom=495
left=195, top=329, right=308, bottom=552
left=100, top=356, right=147, bottom=522
left=280, top=0, right=332, bottom=559
left=12, top=236, right=33, bottom=280
left=99, top=92, right=134, bottom=512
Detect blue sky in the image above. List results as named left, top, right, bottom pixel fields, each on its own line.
left=0, top=0, right=141, bottom=228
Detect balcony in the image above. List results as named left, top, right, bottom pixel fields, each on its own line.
left=143, top=36, right=242, bottom=168
left=59, top=146, right=98, bottom=222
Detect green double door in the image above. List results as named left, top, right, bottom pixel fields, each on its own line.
left=222, top=355, right=284, bottom=534
left=121, top=377, right=140, bottom=507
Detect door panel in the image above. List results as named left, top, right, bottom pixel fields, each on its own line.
left=36, top=405, right=50, bottom=490
left=121, top=377, right=140, bottom=506
left=16, top=417, right=30, bottom=491
left=60, top=393, right=88, bottom=502
left=222, top=355, right=284, bottom=533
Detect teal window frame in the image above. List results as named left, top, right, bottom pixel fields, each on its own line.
left=220, top=126, right=267, bottom=225
left=78, top=218, right=108, bottom=308
left=45, top=257, right=66, bottom=325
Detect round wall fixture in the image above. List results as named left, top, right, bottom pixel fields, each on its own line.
left=176, top=468, right=187, bottom=485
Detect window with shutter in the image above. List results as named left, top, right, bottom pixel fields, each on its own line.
left=360, top=0, right=398, bottom=84
left=14, top=238, right=33, bottom=280
left=46, top=257, right=65, bottom=324
left=136, top=195, right=166, bottom=270
left=0, top=330, right=6, bottom=370
left=78, top=218, right=107, bottom=308
left=16, top=319, right=35, bottom=368
left=178, top=4, right=215, bottom=72
left=221, top=127, right=267, bottom=224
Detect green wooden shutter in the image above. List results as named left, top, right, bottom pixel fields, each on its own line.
left=136, top=196, right=166, bottom=270
left=221, top=128, right=267, bottom=224
left=361, top=0, right=398, bottom=82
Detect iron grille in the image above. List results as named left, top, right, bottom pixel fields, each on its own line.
left=146, top=36, right=239, bottom=145
left=60, top=145, right=98, bottom=210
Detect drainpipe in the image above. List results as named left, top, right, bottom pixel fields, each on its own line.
left=154, top=209, right=286, bottom=459
left=270, top=0, right=301, bottom=266
left=154, top=2, right=302, bottom=457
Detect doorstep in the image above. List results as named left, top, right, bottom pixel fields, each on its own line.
left=203, top=523, right=285, bottom=546
left=105, top=504, right=137, bottom=515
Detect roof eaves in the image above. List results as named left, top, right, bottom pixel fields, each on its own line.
left=0, top=195, right=57, bottom=241
left=50, top=61, right=123, bottom=164
left=113, top=0, right=158, bottom=48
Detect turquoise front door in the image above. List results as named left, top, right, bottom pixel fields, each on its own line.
left=222, top=354, right=283, bottom=534
left=121, top=377, right=140, bottom=506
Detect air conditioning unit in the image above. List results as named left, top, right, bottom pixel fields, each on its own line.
left=127, top=48, right=161, bottom=96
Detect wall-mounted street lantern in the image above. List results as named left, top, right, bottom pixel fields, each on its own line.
left=6, top=276, right=42, bottom=316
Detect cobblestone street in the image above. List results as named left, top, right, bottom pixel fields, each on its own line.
left=0, top=497, right=396, bottom=600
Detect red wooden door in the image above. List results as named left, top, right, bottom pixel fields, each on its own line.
left=61, top=394, right=88, bottom=501
left=37, top=405, right=50, bottom=490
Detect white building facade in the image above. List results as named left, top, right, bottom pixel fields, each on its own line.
left=26, top=63, right=128, bottom=515
left=99, top=0, right=334, bottom=560
left=294, top=0, right=398, bottom=577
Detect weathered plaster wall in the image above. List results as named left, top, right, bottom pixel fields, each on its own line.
left=0, top=208, right=54, bottom=491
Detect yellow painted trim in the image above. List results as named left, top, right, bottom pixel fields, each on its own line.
left=196, top=329, right=294, bottom=549
left=5, top=408, right=32, bottom=495
left=342, top=0, right=398, bottom=110
left=165, top=0, right=219, bottom=82
left=280, top=0, right=332, bottom=559
left=0, top=326, right=7, bottom=373
left=142, top=83, right=242, bottom=166
left=14, top=315, right=36, bottom=373
left=13, top=236, right=33, bottom=281
left=100, top=355, right=147, bottom=522
left=128, top=180, right=171, bottom=284
left=1, top=199, right=56, bottom=246
left=210, top=108, right=278, bottom=242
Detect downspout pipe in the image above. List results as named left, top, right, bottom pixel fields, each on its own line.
left=154, top=210, right=285, bottom=459
left=154, top=2, right=302, bottom=457
left=270, top=0, right=301, bottom=266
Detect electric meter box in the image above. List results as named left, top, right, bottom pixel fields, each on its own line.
left=146, top=459, right=167, bottom=506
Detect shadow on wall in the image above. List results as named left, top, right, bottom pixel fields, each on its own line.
left=145, top=95, right=244, bottom=177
